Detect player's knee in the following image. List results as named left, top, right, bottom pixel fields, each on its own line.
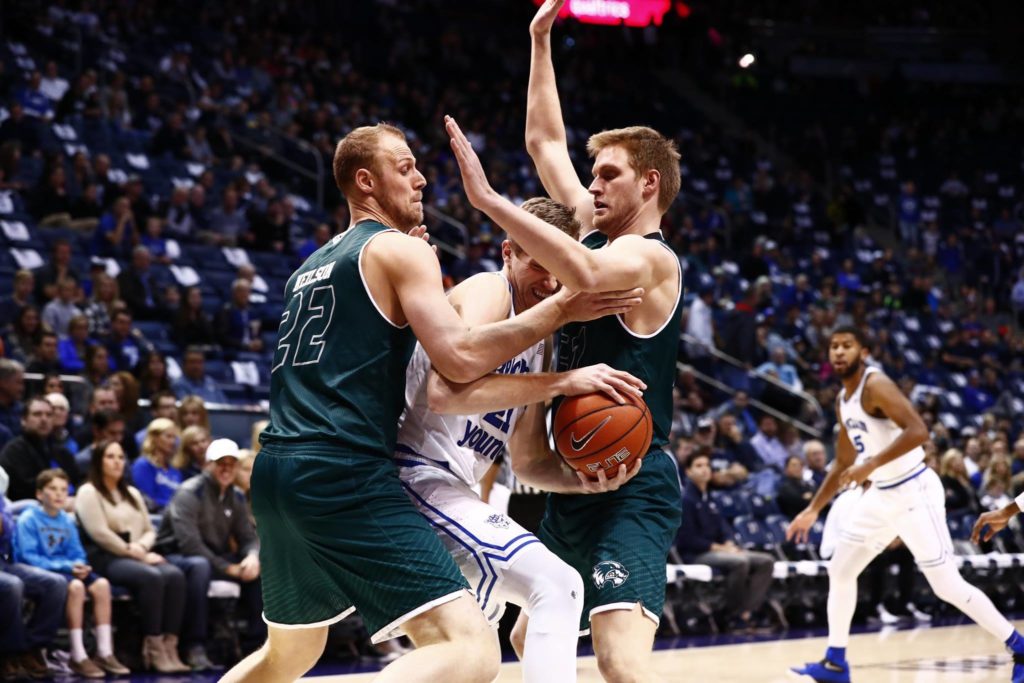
left=509, top=614, right=528, bottom=660
left=595, top=646, right=648, bottom=683
left=459, top=628, right=501, bottom=683
left=530, top=561, right=584, bottom=626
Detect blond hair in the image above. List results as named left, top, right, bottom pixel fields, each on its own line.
left=332, top=123, right=405, bottom=197
left=939, top=448, right=965, bottom=480
left=250, top=419, right=269, bottom=455
left=172, top=425, right=211, bottom=470
left=511, top=198, right=581, bottom=249
left=141, top=417, right=179, bottom=466
left=587, top=126, right=681, bottom=213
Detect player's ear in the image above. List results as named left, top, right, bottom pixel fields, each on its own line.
left=354, top=168, right=374, bottom=194
left=501, top=240, right=513, bottom=265
left=642, top=169, right=660, bottom=201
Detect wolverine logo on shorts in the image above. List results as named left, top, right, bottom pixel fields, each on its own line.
left=592, top=560, right=630, bottom=589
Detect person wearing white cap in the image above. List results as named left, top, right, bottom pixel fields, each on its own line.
left=154, top=437, right=263, bottom=670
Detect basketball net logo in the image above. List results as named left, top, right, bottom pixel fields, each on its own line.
left=570, top=416, right=612, bottom=451
left=592, top=560, right=630, bottom=589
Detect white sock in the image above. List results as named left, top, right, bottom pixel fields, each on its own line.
left=499, top=543, right=584, bottom=683
left=95, top=624, right=113, bottom=658
left=826, top=541, right=879, bottom=649
left=69, top=628, right=88, bottom=663
left=922, top=562, right=1015, bottom=641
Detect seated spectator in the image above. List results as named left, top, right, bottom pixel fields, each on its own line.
left=177, top=395, right=210, bottom=431
left=163, top=187, right=195, bottom=241
left=13, top=469, right=127, bottom=677
left=0, top=102, right=40, bottom=154
left=58, top=314, right=93, bottom=373
left=75, top=440, right=189, bottom=673
left=156, top=439, right=263, bottom=668
left=93, top=197, right=138, bottom=259
left=205, top=187, right=248, bottom=246
left=33, top=241, right=77, bottom=303
left=803, top=439, right=828, bottom=489
left=46, top=392, right=78, bottom=456
left=131, top=418, right=182, bottom=512
left=0, top=270, right=35, bottom=330
left=0, top=360, right=24, bottom=448
left=25, top=331, right=61, bottom=375
left=750, top=415, right=789, bottom=472
left=139, top=351, right=173, bottom=400
left=172, top=287, right=216, bottom=348
left=40, top=278, right=81, bottom=337
left=0, top=488, right=67, bottom=680
left=249, top=419, right=268, bottom=454
left=715, top=413, right=763, bottom=482
left=136, top=390, right=178, bottom=446
left=172, top=425, right=212, bottom=480
left=117, top=247, right=163, bottom=321
left=41, top=373, right=63, bottom=396
left=82, top=273, right=119, bottom=338
left=171, top=349, right=227, bottom=404
left=0, top=397, right=80, bottom=502
left=692, top=417, right=744, bottom=491
left=214, top=279, right=263, bottom=357
left=756, top=346, right=803, bottom=392
left=75, top=410, right=127, bottom=476
left=109, top=371, right=146, bottom=441
left=939, top=448, right=981, bottom=517
left=4, top=306, right=48, bottom=365
left=777, top=455, right=816, bottom=519
left=83, top=344, right=113, bottom=389
left=140, top=217, right=173, bottom=265
left=981, top=456, right=1013, bottom=512
left=104, top=310, right=146, bottom=373
left=676, top=448, right=775, bottom=631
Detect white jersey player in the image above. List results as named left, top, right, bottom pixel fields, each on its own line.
left=395, top=198, right=644, bottom=683
left=788, top=326, right=1024, bottom=683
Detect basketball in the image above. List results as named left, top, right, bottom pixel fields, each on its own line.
left=553, top=392, right=653, bottom=479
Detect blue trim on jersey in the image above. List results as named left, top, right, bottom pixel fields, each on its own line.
left=395, top=444, right=452, bottom=470
left=875, top=463, right=927, bottom=490
left=401, top=481, right=539, bottom=613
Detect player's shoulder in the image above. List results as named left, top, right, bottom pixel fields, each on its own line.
left=447, top=271, right=511, bottom=319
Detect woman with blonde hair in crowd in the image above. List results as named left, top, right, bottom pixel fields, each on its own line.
left=249, top=419, right=268, bottom=455
left=176, top=395, right=210, bottom=431
left=172, top=425, right=211, bottom=480
left=940, top=448, right=980, bottom=517
left=109, top=371, right=144, bottom=447
left=131, top=418, right=182, bottom=512
left=83, top=273, right=119, bottom=338
left=981, top=456, right=1014, bottom=512
left=76, top=439, right=189, bottom=673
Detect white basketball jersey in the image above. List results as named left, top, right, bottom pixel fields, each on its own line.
left=838, top=365, right=924, bottom=484
left=395, top=273, right=546, bottom=488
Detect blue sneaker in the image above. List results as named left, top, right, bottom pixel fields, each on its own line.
left=1012, top=653, right=1024, bottom=683
left=790, top=658, right=851, bottom=683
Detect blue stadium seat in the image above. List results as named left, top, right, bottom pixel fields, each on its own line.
left=711, top=490, right=752, bottom=520
left=749, top=494, right=781, bottom=519
left=732, top=515, right=774, bottom=551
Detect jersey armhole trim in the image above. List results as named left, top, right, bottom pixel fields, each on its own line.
left=358, top=229, right=409, bottom=329
left=614, top=241, right=683, bottom=339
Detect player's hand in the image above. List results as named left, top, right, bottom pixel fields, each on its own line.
left=561, top=364, right=646, bottom=404
left=409, top=225, right=438, bottom=257
left=557, top=286, right=644, bottom=322
left=786, top=508, right=819, bottom=544
left=838, top=461, right=873, bottom=489
left=972, top=505, right=1016, bottom=544
left=445, top=115, right=499, bottom=211
left=577, top=459, right=642, bottom=494
left=530, top=0, right=566, bottom=36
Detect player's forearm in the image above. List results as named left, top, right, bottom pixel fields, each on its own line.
left=807, top=466, right=845, bottom=514
left=526, top=31, right=568, bottom=153
left=511, top=449, right=580, bottom=494
left=450, top=296, right=568, bottom=383
left=428, top=370, right=566, bottom=415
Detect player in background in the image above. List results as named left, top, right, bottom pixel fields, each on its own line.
left=441, top=2, right=684, bottom=678
left=787, top=326, right=1024, bottom=683
left=397, top=197, right=646, bottom=683
left=222, top=124, right=643, bottom=683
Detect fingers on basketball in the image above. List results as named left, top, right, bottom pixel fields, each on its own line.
left=553, top=391, right=653, bottom=481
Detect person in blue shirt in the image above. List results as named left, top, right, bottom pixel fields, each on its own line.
left=0, top=473, right=68, bottom=679
left=171, top=348, right=227, bottom=404
left=14, top=468, right=127, bottom=677
left=130, top=418, right=182, bottom=512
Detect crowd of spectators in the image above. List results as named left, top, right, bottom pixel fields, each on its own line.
left=0, top=0, right=1022, bottom=673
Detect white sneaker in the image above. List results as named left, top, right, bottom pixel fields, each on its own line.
left=877, top=604, right=901, bottom=624
left=907, top=602, right=932, bottom=622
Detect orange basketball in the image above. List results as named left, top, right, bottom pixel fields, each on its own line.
left=553, top=392, right=653, bottom=480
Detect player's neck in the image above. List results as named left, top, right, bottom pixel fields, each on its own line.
left=600, top=210, right=662, bottom=242
left=348, top=202, right=408, bottom=234
left=841, top=366, right=866, bottom=396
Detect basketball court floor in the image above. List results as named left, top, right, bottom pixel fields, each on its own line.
left=307, top=618, right=1023, bottom=682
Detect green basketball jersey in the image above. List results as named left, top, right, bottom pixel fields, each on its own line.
left=555, top=231, right=682, bottom=450
left=261, top=220, right=415, bottom=455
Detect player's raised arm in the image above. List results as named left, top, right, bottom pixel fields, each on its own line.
left=380, top=236, right=641, bottom=384
left=447, top=116, right=664, bottom=292
left=526, top=0, right=594, bottom=228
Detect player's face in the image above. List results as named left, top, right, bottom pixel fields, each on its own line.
left=589, top=146, right=643, bottom=233
left=829, top=333, right=866, bottom=379
left=503, top=241, right=559, bottom=311
left=374, top=134, right=426, bottom=232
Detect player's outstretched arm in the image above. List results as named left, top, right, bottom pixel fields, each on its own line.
left=786, top=413, right=857, bottom=543
left=838, top=373, right=929, bottom=488
left=384, top=236, right=640, bottom=383
left=447, top=115, right=663, bottom=292
left=526, top=0, right=594, bottom=228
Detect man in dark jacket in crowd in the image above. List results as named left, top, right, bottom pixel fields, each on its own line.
left=0, top=396, right=80, bottom=502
